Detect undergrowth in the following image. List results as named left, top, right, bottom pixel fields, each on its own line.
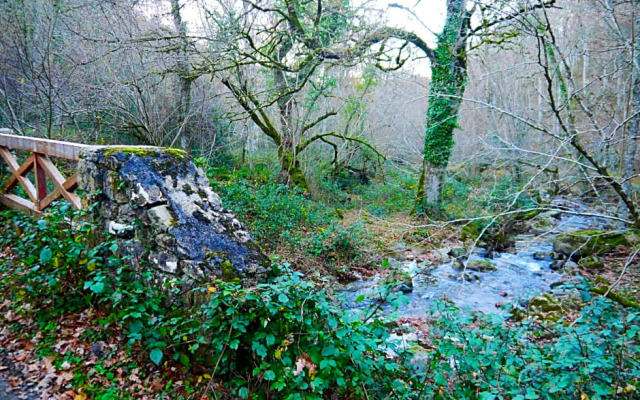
left=0, top=203, right=638, bottom=399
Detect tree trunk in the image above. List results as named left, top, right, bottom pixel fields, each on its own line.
left=277, top=143, right=308, bottom=191
left=618, top=12, right=640, bottom=220
left=618, top=67, right=640, bottom=218
left=169, top=0, right=193, bottom=149
left=272, top=43, right=309, bottom=191
left=416, top=0, right=469, bottom=213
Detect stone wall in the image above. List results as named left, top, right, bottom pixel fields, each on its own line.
left=77, top=146, right=269, bottom=288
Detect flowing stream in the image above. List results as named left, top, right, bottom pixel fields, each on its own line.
left=342, top=203, right=610, bottom=317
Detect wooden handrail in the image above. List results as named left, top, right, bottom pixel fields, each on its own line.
left=0, top=129, right=87, bottom=215
left=0, top=128, right=88, bottom=160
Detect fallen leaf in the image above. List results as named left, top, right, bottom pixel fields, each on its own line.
left=293, top=353, right=316, bottom=378
left=56, top=371, right=74, bottom=385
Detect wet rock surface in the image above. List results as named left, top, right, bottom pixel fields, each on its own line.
left=553, top=230, right=627, bottom=258
left=78, top=146, right=269, bottom=289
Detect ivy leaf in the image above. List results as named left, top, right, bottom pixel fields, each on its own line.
left=263, top=370, right=276, bottom=381
left=149, top=348, right=163, bottom=365
left=278, top=293, right=289, bottom=303
left=322, top=345, right=338, bottom=357
left=252, top=342, right=267, bottom=358
left=40, top=247, right=52, bottom=264
left=90, top=282, right=105, bottom=294
left=129, top=319, right=144, bottom=334
left=265, top=334, right=276, bottom=346
left=238, top=387, right=249, bottom=399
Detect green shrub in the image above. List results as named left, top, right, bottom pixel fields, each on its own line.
left=419, top=289, right=640, bottom=400
left=200, top=161, right=332, bottom=249
left=197, top=271, right=415, bottom=399
left=0, top=204, right=110, bottom=315
left=2, top=206, right=638, bottom=400
left=305, top=222, right=368, bottom=264
left=214, top=179, right=327, bottom=248
left=0, top=207, right=416, bottom=399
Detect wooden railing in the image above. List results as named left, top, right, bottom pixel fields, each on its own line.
left=0, top=129, right=87, bottom=215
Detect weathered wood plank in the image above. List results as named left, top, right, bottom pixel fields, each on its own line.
left=0, top=148, right=37, bottom=202
left=37, top=155, right=81, bottom=209
left=40, top=174, right=80, bottom=210
left=34, top=154, right=48, bottom=208
left=0, top=130, right=87, bottom=160
left=4, top=153, right=36, bottom=192
left=0, top=194, right=42, bottom=216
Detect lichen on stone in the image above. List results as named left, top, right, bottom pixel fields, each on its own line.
left=77, top=145, right=269, bottom=299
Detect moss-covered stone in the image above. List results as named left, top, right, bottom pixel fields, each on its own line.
left=103, top=147, right=187, bottom=159
left=577, top=255, right=605, bottom=271
left=453, top=259, right=496, bottom=272
left=553, top=230, right=627, bottom=258
left=528, top=293, right=563, bottom=322
left=449, top=247, right=468, bottom=258
left=383, top=269, right=413, bottom=293
left=77, top=145, right=270, bottom=300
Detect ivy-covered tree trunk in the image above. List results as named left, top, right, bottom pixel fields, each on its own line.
left=416, top=0, right=469, bottom=214
left=273, top=49, right=310, bottom=191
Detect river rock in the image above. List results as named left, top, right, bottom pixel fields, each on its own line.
left=384, top=269, right=413, bottom=293
left=527, top=293, right=563, bottom=322
left=533, top=251, right=551, bottom=260
left=449, top=247, right=468, bottom=258
left=553, top=230, right=627, bottom=258
left=577, top=255, right=605, bottom=271
left=527, top=212, right=557, bottom=232
left=453, top=259, right=497, bottom=272
left=549, top=260, right=563, bottom=271
left=451, top=272, right=480, bottom=282
left=78, top=146, right=269, bottom=292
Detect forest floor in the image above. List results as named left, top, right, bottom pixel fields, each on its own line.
left=0, top=210, right=639, bottom=399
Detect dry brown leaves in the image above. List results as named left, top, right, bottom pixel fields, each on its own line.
left=0, top=264, right=210, bottom=400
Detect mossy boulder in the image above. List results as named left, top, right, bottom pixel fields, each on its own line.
left=449, top=247, right=468, bottom=258
left=526, top=212, right=556, bottom=232
left=453, top=259, right=496, bottom=272
left=533, top=251, right=551, bottom=261
left=527, top=293, right=563, bottom=322
left=384, top=270, right=413, bottom=294
left=577, top=255, right=605, bottom=271
left=553, top=230, right=627, bottom=258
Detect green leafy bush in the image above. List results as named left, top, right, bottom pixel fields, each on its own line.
left=305, top=222, right=368, bottom=264
left=214, top=179, right=327, bottom=248
left=200, top=161, right=331, bottom=249
left=196, top=271, right=415, bottom=399
left=0, top=206, right=416, bottom=399
left=2, top=207, right=639, bottom=400
left=0, top=204, right=111, bottom=315
left=419, top=291, right=640, bottom=400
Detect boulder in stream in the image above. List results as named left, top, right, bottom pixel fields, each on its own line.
left=553, top=230, right=627, bottom=258
left=453, top=259, right=497, bottom=272
left=384, top=270, right=413, bottom=294
left=449, top=247, right=468, bottom=258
